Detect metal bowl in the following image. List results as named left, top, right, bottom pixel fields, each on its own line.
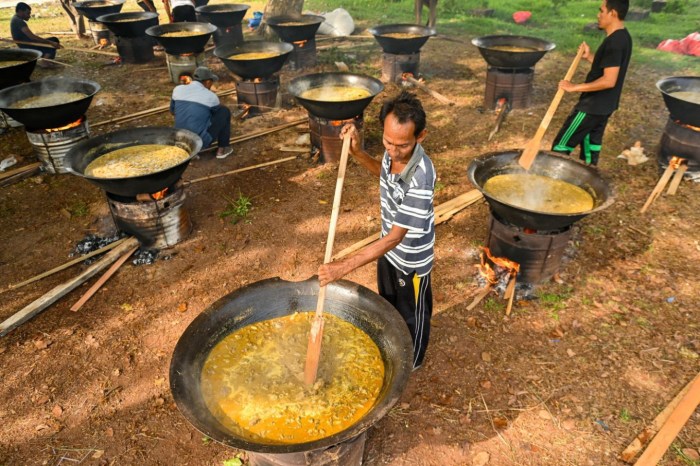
left=74, top=0, right=125, bottom=21
left=0, top=77, right=101, bottom=130
left=64, top=126, right=202, bottom=196
left=0, top=49, right=42, bottom=90
left=215, top=41, right=293, bottom=79
left=471, top=35, right=556, bottom=69
left=656, top=76, right=700, bottom=127
left=467, top=150, right=614, bottom=230
left=96, top=11, right=158, bottom=37
left=368, top=24, right=436, bottom=55
left=195, top=4, right=249, bottom=27
left=169, top=276, right=413, bottom=454
left=288, top=72, right=384, bottom=121
left=146, top=22, right=217, bottom=55
left=265, top=14, right=324, bottom=43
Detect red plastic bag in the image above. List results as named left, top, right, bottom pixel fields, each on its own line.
left=512, top=11, right=531, bottom=24
left=656, top=39, right=684, bottom=54
left=680, top=32, right=700, bottom=56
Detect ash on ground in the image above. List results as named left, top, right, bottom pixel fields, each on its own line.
left=71, top=234, right=126, bottom=264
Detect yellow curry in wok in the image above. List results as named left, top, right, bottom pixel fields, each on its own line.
left=201, top=312, right=384, bottom=444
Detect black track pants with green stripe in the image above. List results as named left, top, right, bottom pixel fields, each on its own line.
left=551, top=110, right=610, bottom=166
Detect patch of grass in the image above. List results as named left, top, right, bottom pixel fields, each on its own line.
left=67, top=201, right=90, bottom=218
left=219, top=193, right=253, bottom=225
left=201, top=435, right=212, bottom=445
left=672, top=442, right=700, bottom=466
left=434, top=181, right=446, bottom=193
left=619, top=408, right=632, bottom=422
left=635, top=316, right=651, bottom=328
left=483, top=297, right=504, bottom=313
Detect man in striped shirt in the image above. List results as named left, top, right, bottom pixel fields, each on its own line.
left=318, top=91, right=436, bottom=370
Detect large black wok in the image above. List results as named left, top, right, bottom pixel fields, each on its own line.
left=288, top=72, right=384, bottom=121
left=0, top=49, right=41, bottom=90
left=467, top=150, right=614, bottom=231
left=656, top=76, right=700, bottom=127
left=74, top=0, right=125, bottom=21
left=265, top=14, right=324, bottom=43
left=64, top=127, right=202, bottom=196
left=195, top=4, right=249, bottom=28
left=0, top=77, right=101, bottom=130
left=368, top=24, right=436, bottom=55
left=215, top=42, right=292, bottom=79
left=146, top=22, right=217, bottom=55
left=170, top=277, right=413, bottom=453
left=471, top=35, right=555, bottom=69
left=96, top=11, right=158, bottom=38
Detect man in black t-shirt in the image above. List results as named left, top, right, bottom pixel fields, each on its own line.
left=551, top=0, right=632, bottom=166
left=11, top=2, right=62, bottom=65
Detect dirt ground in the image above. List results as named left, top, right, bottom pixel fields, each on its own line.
left=1, top=20, right=699, bottom=466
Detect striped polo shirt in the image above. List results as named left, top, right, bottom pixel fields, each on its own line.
left=380, top=143, right=436, bottom=277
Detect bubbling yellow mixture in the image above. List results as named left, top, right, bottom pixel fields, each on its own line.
left=201, top=312, right=385, bottom=444
left=160, top=30, right=205, bottom=37
left=488, top=45, right=539, bottom=52
left=85, top=144, right=189, bottom=178
left=12, top=92, right=87, bottom=109
left=671, top=91, right=700, bottom=105
left=381, top=32, right=423, bottom=39
left=0, top=60, right=28, bottom=68
left=483, top=173, right=595, bottom=214
left=300, top=86, right=372, bottom=102
left=229, top=51, right=280, bottom=60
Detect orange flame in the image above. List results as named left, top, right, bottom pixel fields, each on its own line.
left=99, top=38, right=108, bottom=48
left=46, top=117, right=84, bottom=133
left=478, top=247, right=520, bottom=285
left=676, top=120, right=700, bottom=132
left=179, top=74, right=193, bottom=85
left=252, top=77, right=263, bottom=83
left=293, top=40, right=307, bottom=48
left=151, top=187, right=169, bottom=200
left=669, top=156, right=684, bottom=170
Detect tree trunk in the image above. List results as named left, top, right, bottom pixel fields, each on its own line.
left=258, top=0, right=304, bottom=40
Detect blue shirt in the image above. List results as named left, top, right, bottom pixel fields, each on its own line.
left=170, top=81, right=220, bottom=147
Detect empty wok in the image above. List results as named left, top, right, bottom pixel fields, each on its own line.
left=0, top=77, right=101, bottom=130
left=74, top=0, right=125, bottom=21
left=467, top=150, right=614, bottom=231
left=170, top=276, right=413, bottom=454
left=64, top=126, right=202, bottom=196
left=215, top=41, right=292, bottom=79
left=288, top=72, right=384, bottom=121
left=97, top=11, right=158, bottom=37
left=0, top=49, right=42, bottom=90
left=656, top=76, right=700, bottom=127
left=471, top=35, right=555, bottom=69
left=368, top=24, right=436, bottom=55
left=146, top=22, right=217, bottom=55
left=265, top=14, right=324, bottom=43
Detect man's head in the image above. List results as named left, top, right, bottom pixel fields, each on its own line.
left=15, top=2, right=31, bottom=19
left=598, top=0, right=628, bottom=28
left=379, top=91, right=427, bottom=163
left=192, top=67, right=219, bottom=89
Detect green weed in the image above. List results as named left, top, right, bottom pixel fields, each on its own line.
left=67, top=201, right=89, bottom=218
left=220, top=193, right=253, bottom=225
left=434, top=181, right=446, bottom=193
left=483, top=297, right=504, bottom=313
left=672, top=442, right=700, bottom=466
left=619, top=408, right=632, bottom=422
left=202, top=435, right=212, bottom=445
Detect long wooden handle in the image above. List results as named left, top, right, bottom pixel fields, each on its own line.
left=519, top=47, right=585, bottom=170
left=1, top=37, right=119, bottom=57
left=304, top=136, right=352, bottom=386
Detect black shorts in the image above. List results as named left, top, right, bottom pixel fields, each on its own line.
left=172, top=5, right=196, bottom=22
left=551, top=109, right=610, bottom=166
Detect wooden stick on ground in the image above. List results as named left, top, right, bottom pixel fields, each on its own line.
left=666, top=163, right=687, bottom=195
left=519, top=47, right=584, bottom=170
left=403, top=74, right=455, bottom=106
left=4, top=237, right=128, bottom=292
left=201, top=118, right=308, bottom=152
left=640, top=163, right=676, bottom=213
left=633, top=373, right=700, bottom=466
left=466, top=285, right=492, bottom=311
left=70, top=245, right=138, bottom=312
left=505, top=274, right=517, bottom=316
left=304, top=136, right=351, bottom=386
left=185, top=156, right=298, bottom=185
left=39, top=57, right=72, bottom=67
left=620, top=373, right=700, bottom=463
left=0, top=162, right=41, bottom=182
left=0, top=237, right=139, bottom=337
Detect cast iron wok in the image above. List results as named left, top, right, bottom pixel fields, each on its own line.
left=0, top=49, right=41, bottom=90
left=96, top=11, right=158, bottom=38
left=64, top=126, right=202, bottom=196
left=74, top=0, right=125, bottom=21
left=471, top=35, right=555, bottom=69
left=214, top=41, right=292, bottom=79
left=368, top=24, right=436, bottom=55
left=288, top=72, right=384, bottom=121
left=265, top=14, right=324, bottom=43
left=195, top=4, right=249, bottom=28
left=0, top=77, right=101, bottom=130
left=467, top=150, right=614, bottom=231
left=146, top=22, right=217, bottom=55
left=656, top=76, right=700, bottom=127
left=170, top=276, right=413, bottom=453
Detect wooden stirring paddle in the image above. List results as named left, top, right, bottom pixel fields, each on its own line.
left=304, top=135, right=352, bottom=386
left=518, top=47, right=585, bottom=170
